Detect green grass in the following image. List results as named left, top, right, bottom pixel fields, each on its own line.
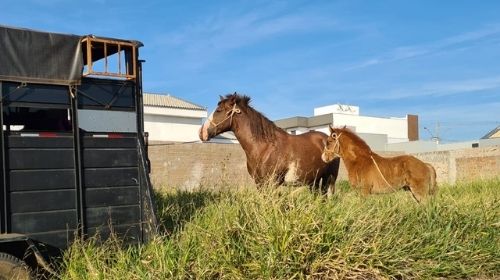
left=59, top=179, right=499, bottom=279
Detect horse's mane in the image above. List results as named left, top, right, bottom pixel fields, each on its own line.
left=225, top=93, right=282, bottom=141
left=337, top=127, right=373, bottom=155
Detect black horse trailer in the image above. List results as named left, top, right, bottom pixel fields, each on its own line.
left=0, top=26, right=157, bottom=278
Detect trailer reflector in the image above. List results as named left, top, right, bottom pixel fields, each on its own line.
left=20, top=132, right=59, bottom=138
left=92, top=133, right=125, bottom=138
left=39, top=132, right=58, bottom=138
left=19, top=133, right=39, bottom=137
left=108, top=133, right=124, bottom=139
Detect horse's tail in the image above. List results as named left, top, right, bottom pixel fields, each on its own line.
left=426, top=163, right=437, bottom=195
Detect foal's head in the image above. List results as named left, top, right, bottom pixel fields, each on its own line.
left=199, top=93, right=244, bottom=141
left=322, top=125, right=373, bottom=163
left=321, top=125, right=343, bottom=163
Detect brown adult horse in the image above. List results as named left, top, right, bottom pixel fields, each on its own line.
left=199, top=93, right=340, bottom=195
left=321, top=125, right=437, bottom=202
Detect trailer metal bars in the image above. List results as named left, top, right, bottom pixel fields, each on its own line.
left=82, top=36, right=137, bottom=80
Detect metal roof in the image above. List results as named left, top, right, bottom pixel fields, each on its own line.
left=143, top=93, right=205, bottom=111
left=481, top=125, right=500, bottom=139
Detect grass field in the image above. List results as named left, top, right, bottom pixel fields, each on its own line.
left=59, top=179, right=499, bottom=279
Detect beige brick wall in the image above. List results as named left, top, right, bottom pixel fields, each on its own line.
left=413, top=151, right=452, bottom=184
left=148, top=143, right=500, bottom=189
left=149, top=143, right=253, bottom=190
left=452, top=147, right=500, bottom=183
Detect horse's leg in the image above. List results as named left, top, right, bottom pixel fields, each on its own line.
left=316, top=176, right=324, bottom=194
left=327, top=158, right=340, bottom=197
left=326, top=176, right=335, bottom=198
left=319, top=175, right=335, bottom=197
left=254, top=177, right=264, bottom=189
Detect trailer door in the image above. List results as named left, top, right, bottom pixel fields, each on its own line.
left=1, top=82, right=78, bottom=249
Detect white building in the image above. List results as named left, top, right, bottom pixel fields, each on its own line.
left=274, top=104, right=419, bottom=151
left=143, top=93, right=207, bottom=142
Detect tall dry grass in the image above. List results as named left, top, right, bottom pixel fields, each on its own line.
left=59, top=179, right=499, bottom=279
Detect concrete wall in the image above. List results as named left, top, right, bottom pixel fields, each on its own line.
left=387, top=140, right=438, bottom=153
left=387, top=138, right=500, bottom=153
left=148, top=143, right=253, bottom=190
left=148, top=143, right=500, bottom=189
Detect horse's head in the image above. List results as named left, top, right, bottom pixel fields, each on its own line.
left=321, top=124, right=343, bottom=163
left=199, top=93, right=242, bottom=141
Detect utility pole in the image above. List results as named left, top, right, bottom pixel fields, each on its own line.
left=424, top=121, right=441, bottom=144
left=435, top=121, right=440, bottom=144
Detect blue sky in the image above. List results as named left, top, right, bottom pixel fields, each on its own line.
left=2, top=0, right=499, bottom=142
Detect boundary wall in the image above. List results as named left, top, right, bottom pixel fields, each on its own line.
left=149, top=143, right=499, bottom=189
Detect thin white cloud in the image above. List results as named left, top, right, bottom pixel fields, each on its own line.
left=378, top=75, right=500, bottom=100
left=419, top=101, right=500, bottom=122
left=163, top=5, right=336, bottom=49
left=154, top=6, right=338, bottom=70
left=346, top=24, right=500, bottom=70
left=417, top=101, right=500, bottom=141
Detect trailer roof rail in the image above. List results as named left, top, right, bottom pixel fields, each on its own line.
left=81, top=36, right=137, bottom=81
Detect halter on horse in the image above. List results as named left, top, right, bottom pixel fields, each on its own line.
left=321, top=125, right=437, bottom=202
left=200, top=93, right=340, bottom=195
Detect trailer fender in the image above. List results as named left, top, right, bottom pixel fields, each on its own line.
left=0, top=234, right=56, bottom=276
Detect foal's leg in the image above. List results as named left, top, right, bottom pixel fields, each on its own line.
left=409, top=189, right=422, bottom=203
left=427, top=164, right=438, bottom=195
left=348, top=173, right=359, bottom=190
left=360, top=184, right=372, bottom=196
left=358, top=175, right=373, bottom=197
left=407, top=178, right=427, bottom=203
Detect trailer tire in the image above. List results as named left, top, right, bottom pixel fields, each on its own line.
left=0, top=252, right=32, bottom=280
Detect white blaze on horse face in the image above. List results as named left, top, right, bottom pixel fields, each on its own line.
left=321, top=149, right=337, bottom=163
left=321, top=152, right=329, bottom=163
left=200, top=109, right=215, bottom=141
left=321, top=146, right=332, bottom=162
left=284, top=162, right=299, bottom=183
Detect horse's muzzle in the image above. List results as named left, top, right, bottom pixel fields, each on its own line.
left=199, top=124, right=214, bottom=141
left=321, top=152, right=337, bottom=163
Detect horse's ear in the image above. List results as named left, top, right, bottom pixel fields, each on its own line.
left=227, top=93, right=237, bottom=106
left=219, top=95, right=224, bottom=101
left=329, top=124, right=334, bottom=134
left=342, top=125, right=346, bottom=129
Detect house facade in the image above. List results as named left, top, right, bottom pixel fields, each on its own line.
left=143, top=93, right=207, bottom=142
left=274, top=104, right=418, bottom=151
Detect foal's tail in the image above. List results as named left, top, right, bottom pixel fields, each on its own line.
left=426, top=163, right=438, bottom=195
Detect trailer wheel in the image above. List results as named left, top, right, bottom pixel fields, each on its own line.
left=0, top=252, right=32, bottom=280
